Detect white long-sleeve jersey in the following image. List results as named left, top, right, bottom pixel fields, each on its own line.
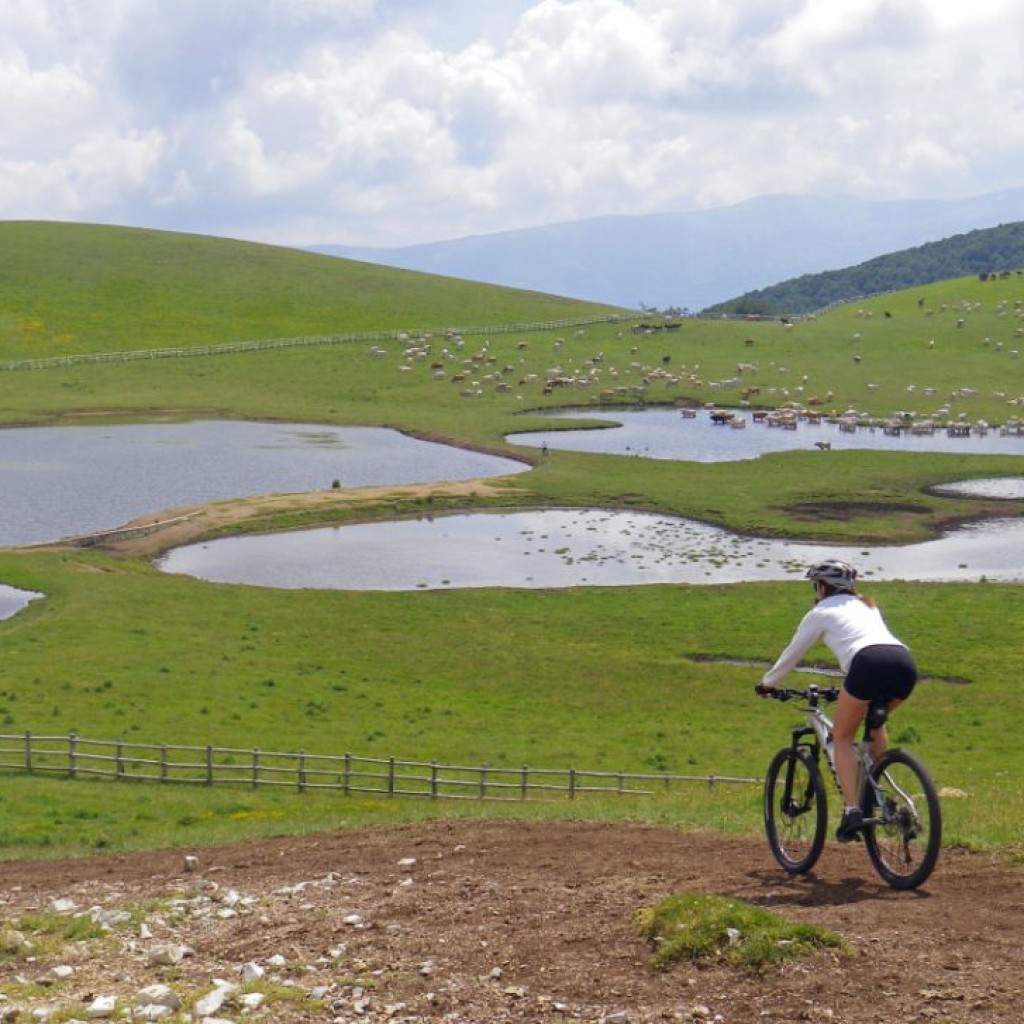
left=762, top=592, right=906, bottom=686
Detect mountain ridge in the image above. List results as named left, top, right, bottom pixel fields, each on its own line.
left=705, top=220, right=1024, bottom=315
left=311, top=189, right=1024, bottom=311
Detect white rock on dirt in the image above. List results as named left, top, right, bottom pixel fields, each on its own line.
left=84, top=993, right=117, bottom=1018
left=135, top=1007, right=174, bottom=1021
left=240, top=960, right=265, bottom=982
left=135, top=983, right=181, bottom=1010
left=192, top=982, right=237, bottom=1017
left=147, top=944, right=190, bottom=966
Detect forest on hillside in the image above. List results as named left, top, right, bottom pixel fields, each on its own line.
left=703, top=221, right=1024, bottom=316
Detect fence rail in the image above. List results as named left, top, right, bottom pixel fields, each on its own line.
left=0, top=733, right=758, bottom=803
left=0, top=315, right=635, bottom=373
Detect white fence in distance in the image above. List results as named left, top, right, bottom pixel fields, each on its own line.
left=0, top=315, right=636, bottom=373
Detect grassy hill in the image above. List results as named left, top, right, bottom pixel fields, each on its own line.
left=705, top=221, right=1024, bottom=316
left=0, top=221, right=620, bottom=359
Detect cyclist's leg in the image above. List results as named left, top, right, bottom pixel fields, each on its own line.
left=845, top=644, right=918, bottom=768
left=869, top=697, right=905, bottom=761
left=833, top=689, right=868, bottom=807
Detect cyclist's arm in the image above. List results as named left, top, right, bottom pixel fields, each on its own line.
left=762, top=609, right=825, bottom=686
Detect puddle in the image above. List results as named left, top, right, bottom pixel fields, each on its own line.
left=0, top=585, right=41, bottom=621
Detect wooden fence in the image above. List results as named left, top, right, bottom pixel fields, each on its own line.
left=0, top=733, right=758, bottom=803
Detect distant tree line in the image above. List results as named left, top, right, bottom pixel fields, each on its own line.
left=703, top=221, right=1024, bottom=316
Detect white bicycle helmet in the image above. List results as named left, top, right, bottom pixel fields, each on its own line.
left=805, top=558, right=858, bottom=591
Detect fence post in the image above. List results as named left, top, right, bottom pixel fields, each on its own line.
left=161, top=745, right=168, bottom=783
left=251, top=748, right=260, bottom=789
left=520, top=765, right=528, bottom=801
left=24, top=731, right=32, bottom=773
left=298, top=750, right=306, bottom=792
left=205, top=746, right=213, bottom=786
left=430, top=762, right=438, bottom=800
left=569, top=768, right=577, bottom=799
left=479, top=764, right=487, bottom=799
left=343, top=753, right=351, bottom=795
left=116, top=740, right=125, bottom=779
left=69, top=733, right=78, bottom=778
left=617, top=770, right=625, bottom=795
left=388, top=757, right=396, bottom=796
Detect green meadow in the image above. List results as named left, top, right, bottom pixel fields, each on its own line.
left=2, top=222, right=1024, bottom=860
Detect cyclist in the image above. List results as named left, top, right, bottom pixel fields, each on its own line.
left=760, top=558, right=918, bottom=842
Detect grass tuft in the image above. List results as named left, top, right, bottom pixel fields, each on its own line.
left=635, top=893, right=848, bottom=970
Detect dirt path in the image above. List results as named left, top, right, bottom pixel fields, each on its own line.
left=2, top=821, right=1021, bottom=1022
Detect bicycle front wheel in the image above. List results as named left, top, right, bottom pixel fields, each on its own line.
left=862, top=748, right=942, bottom=890
left=764, top=746, right=827, bottom=875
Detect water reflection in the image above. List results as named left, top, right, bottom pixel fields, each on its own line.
left=932, top=478, right=1024, bottom=499
left=158, top=508, right=1024, bottom=591
left=0, top=420, right=527, bottom=548
left=508, top=408, right=1024, bottom=462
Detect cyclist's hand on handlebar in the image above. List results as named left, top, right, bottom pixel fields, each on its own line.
left=755, top=684, right=793, bottom=701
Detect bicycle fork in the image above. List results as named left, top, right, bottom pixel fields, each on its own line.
left=779, top=741, right=816, bottom=818
left=781, top=726, right=822, bottom=817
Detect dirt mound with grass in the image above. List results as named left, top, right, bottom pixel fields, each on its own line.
left=2, top=820, right=1020, bottom=1022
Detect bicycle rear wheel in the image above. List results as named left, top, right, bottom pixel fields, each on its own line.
left=763, top=746, right=827, bottom=874
left=862, top=748, right=942, bottom=890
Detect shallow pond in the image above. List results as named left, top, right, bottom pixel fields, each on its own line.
left=8, top=414, right=1024, bottom=608
left=507, top=408, right=1024, bottom=462
left=0, top=419, right=527, bottom=548
left=158, top=508, right=1024, bottom=591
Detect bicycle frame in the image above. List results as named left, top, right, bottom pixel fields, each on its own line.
left=772, top=685, right=918, bottom=838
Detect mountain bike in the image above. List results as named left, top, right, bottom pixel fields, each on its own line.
left=755, top=683, right=941, bottom=890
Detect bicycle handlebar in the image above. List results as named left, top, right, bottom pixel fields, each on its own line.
left=754, top=683, right=841, bottom=703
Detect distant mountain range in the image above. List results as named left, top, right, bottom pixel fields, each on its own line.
left=310, top=189, right=1024, bottom=311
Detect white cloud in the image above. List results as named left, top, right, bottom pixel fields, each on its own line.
left=0, top=129, right=164, bottom=217
left=0, top=0, right=1022, bottom=245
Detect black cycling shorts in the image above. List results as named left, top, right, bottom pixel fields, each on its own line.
left=844, top=644, right=918, bottom=702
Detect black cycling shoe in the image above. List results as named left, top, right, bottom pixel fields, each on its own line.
left=836, top=808, right=864, bottom=843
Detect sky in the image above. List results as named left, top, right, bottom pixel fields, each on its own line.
left=2, top=0, right=1023, bottom=250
